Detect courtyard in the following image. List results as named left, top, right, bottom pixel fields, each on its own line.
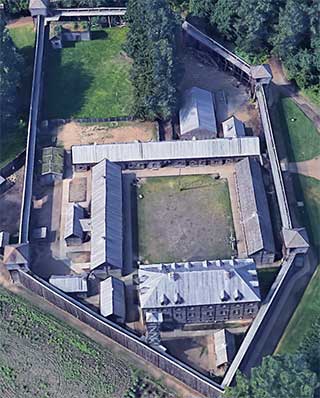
left=137, top=174, right=235, bottom=264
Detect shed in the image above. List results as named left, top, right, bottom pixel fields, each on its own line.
left=41, top=147, right=64, bottom=185
left=100, top=276, right=126, bottom=323
left=179, top=87, right=217, bottom=139
left=235, top=157, right=275, bottom=264
left=64, top=204, right=85, bottom=246
left=49, top=274, right=88, bottom=293
left=3, top=243, right=29, bottom=271
left=222, top=116, right=245, bottom=138
left=214, top=329, right=236, bottom=368
left=0, top=231, right=10, bottom=254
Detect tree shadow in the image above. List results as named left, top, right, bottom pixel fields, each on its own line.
left=43, top=47, right=94, bottom=119
left=91, top=30, right=108, bottom=41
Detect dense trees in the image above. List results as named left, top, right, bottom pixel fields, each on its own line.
left=0, top=14, right=23, bottom=136
left=125, top=0, right=179, bottom=120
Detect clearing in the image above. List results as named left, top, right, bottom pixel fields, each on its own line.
left=44, top=27, right=134, bottom=119
left=0, top=286, right=176, bottom=398
left=54, top=120, right=157, bottom=150
left=137, top=175, right=235, bottom=264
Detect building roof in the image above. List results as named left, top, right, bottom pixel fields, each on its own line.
left=179, top=87, right=217, bottom=138
left=64, top=203, right=84, bottom=240
left=0, top=231, right=10, bottom=248
left=214, top=329, right=236, bottom=367
left=3, top=243, right=29, bottom=265
left=282, top=228, right=309, bottom=249
left=138, top=259, right=261, bottom=310
left=49, top=274, right=88, bottom=293
left=41, top=147, right=64, bottom=176
left=250, top=64, right=273, bottom=80
left=100, top=276, right=126, bottom=320
left=29, top=0, right=49, bottom=9
left=0, top=175, right=5, bottom=186
left=72, top=137, right=261, bottom=165
left=222, top=116, right=245, bottom=138
left=91, top=159, right=123, bottom=270
left=235, top=157, right=275, bottom=256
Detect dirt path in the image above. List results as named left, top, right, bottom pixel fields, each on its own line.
left=7, top=17, right=34, bottom=28
left=288, top=156, right=320, bottom=180
left=269, top=58, right=320, bottom=132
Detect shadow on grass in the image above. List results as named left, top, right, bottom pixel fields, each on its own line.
left=43, top=47, right=94, bottom=119
left=91, top=30, right=108, bottom=40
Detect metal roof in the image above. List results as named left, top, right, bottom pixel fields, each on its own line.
left=179, top=87, right=217, bottom=138
left=214, top=329, right=236, bottom=367
left=222, top=116, right=245, bottom=138
left=138, top=259, right=261, bottom=310
left=49, top=274, right=88, bottom=293
left=64, top=203, right=84, bottom=240
left=282, top=228, right=309, bottom=249
left=41, top=146, right=64, bottom=175
left=235, top=158, right=275, bottom=256
left=100, top=276, right=126, bottom=320
left=72, top=137, right=260, bottom=165
left=91, top=159, right=123, bottom=270
left=29, top=0, right=49, bottom=9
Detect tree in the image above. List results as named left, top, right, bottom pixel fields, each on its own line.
left=0, top=15, right=23, bottom=135
left=189, top=0, right=216, bottom=18
left=126, top=0, right=179, bottom=120
left=210, top=0, right=240, bottom=41
left=3, top=0, right=29, bottom=16
left=225, top=354, right=317, bottom=398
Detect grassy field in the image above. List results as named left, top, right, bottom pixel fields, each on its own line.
left=0, top=287, right=175, bottom=398
left=1, top=24, right=35, bottom=168
left=276, top=98, right=320, bottom=162
left=45, top=27, right=134, bottom=119
left=137, top=175, right=235, bottom=264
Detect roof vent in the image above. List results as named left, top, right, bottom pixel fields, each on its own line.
left=203, top=260, right=208, bottom=268
left=168, top=272, right=178, bottom=281
left=220, top=290, right=229, bottom=302
left=174, top=292, right=183, bottom=304
left=234, top=289, right=242, bottom=300
left=160, top=294, right=170, bottom=306
left=224, top=270, right=234, bottom=279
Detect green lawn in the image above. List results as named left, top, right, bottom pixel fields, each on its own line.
left=137, top=175, right=235, bottom=264
left=0, top=287, right=175, bottom=398
left=45, top=27, right=134, bottom=119
left=277, top=97, right=320, bottom=162
left=1, top=24, right=35, bottom=168
left=277, top=266, right=320, bottom=354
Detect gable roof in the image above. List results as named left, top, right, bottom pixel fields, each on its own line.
left=138, top=259, right=261, bottom=310
left=64, top=203, right=84, bottom=240
left=3, top=243, right=29, bottom=265
left=49, top=274, right=88, bottom=293
left=41, top=147, right=64, bottom=176
left=282, top=228, right=309, bottom=249
left=29, top=0, right=49, bottom=10
left=214, top=329, right=236, bottom=367
left=222, top=116, right=245, bottom=138
left=250, top=64, right=273, bottom=80
left=179, top=87, right=217, bottom=137
left=235, top=157, right=275, bottom=256
left=100, top=276, right=126, bottom=320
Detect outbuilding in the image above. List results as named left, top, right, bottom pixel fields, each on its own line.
left=100, top=276, right=126, bottom=323
left=64, top=204, right=85, bottom=246
left=40, top=147, right=64, bottom=185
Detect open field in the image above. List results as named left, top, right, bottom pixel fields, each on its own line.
left=137, top=175, right=234, bottom=264
left=272, top=97, right=320, bottom=163
left=45, top=27, right=133, bottom=119
left=55, top=120, right=157, bottom=150
left=1, top=23, right=35, bottom=168
left=0, top=286, right=176, bottom=398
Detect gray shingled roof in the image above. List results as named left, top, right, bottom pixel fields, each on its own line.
left=49, top=274, right=88, bottom=293
left=72, top=137, right=261, bottom=165
left=179, top=87, right=217, bottom=138
left=235, top=157, right=275, bottom=256
left=64, top=203, right=84, bottom=240
left=222, top=116, right=245, bottom=138
left=214, top=329, right=236, bottom=367
left=91, top=159, right=123, bottom=270
left=138, top=259, right=261, bottom=310
left=100, top=277, right=126, bottom=320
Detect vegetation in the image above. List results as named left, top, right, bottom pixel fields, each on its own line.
left=0, top=287, right=175, bottom=398
left=45, top=27, right=133, bottom=119
left=125, top=0, right=180, bottom=120
left=184, top=0, right=320, bottom=101
left=225, top=354, right=317, bottom=398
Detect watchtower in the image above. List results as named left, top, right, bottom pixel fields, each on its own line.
left=29, top=0, right=50, bottom=17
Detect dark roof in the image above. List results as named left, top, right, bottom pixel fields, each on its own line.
left=41, top=147, right=64, bottom=176
left=64, top=204, right=84, bottom=240
left=235, top=157, right=275, bottom=256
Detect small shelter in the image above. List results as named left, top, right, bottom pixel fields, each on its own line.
left=250, top=64, right=273, bottom=86
left=222, top=116, right=245, bottom=138
left=41, top=147, right=64, bottom=185
left=3, top=243, right=29, bottom=272
left=214, top=329, right=236, bottom=369
left=100, top=276, right=126, bottom=323
left=64, top=204, right=85, bottom=246
left=49, top=274, right=88, bottom=294
left=179, top=87, right=217, bottom=140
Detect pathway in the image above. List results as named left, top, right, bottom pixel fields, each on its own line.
left=288, top=156, right=320, bottom=181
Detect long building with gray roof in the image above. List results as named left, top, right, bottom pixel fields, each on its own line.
left=91, top=159, right=123, bottom=271
left=72, top=137, right=261, bottom=169
left=235, top=157, right=275, bottom=264
left=64, top=203, right=84, bottom=246
left=138, top=259, right=261, bottom=326
left=100, top=276, right=126, bottom=323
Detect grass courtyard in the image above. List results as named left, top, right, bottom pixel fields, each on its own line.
left=137, top=175, right=235, bottom=264
left=45, top=27, right=134, bottom=119
left=0, top=287, right=175, bottom=398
